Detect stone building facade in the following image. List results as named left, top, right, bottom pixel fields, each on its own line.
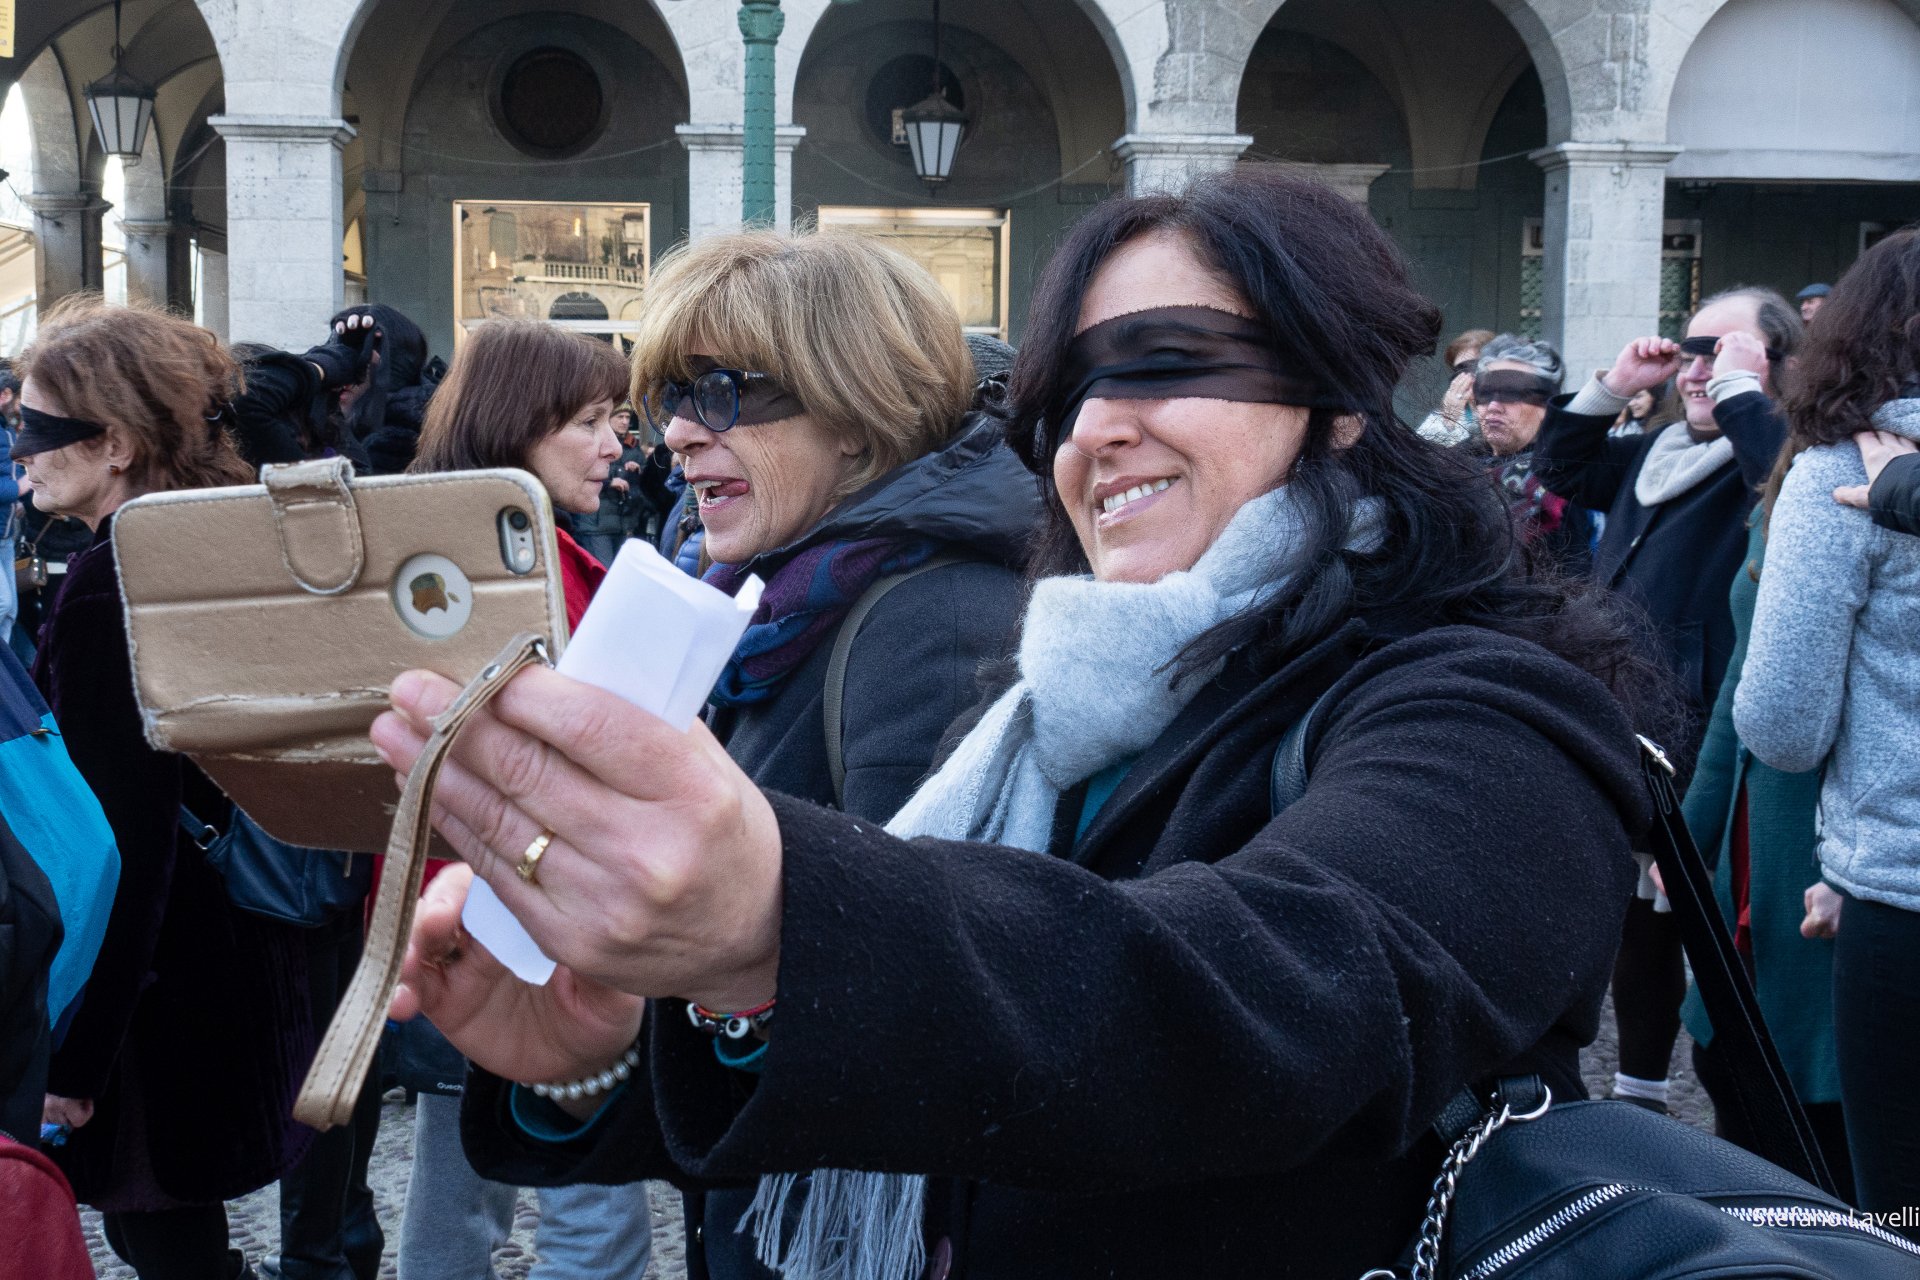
left=6, top=0, right=1919, bottom=394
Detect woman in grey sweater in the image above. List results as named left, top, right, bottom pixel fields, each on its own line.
left=1734, top=228, right=1920, bottom=1237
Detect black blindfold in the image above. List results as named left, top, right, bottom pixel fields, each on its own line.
left=1043, top=306, right=1338, bottom=456
left=13, top=404, right=107, bottom=460
left=1677, top=335, right=1784, bottom=363
left=1472, top=372, right=1557, bottom=407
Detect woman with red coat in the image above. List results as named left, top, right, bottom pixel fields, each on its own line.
left=400, top=318, right=652, bottom=1280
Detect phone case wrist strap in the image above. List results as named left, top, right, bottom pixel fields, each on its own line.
left=293, top=631, right=552, bottom=1129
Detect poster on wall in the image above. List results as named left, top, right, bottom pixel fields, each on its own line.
left=453, top=201, right=651, bottom=347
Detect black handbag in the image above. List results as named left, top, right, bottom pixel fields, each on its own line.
left=1344, top=740, right=1920, bottom=1278
left=180, top=805, right=372, bottom=928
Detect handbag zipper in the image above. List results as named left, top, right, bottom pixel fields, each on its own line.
left=1458, top=1183, right=1638, bottom=1279
left=1460, top=1188, right=1920, bottom=1278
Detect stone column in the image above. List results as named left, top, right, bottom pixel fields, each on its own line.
left=1113, top=133, right=1252, bottom=196
left=22, top=194, right=108, bottom=316
left=677, top=124, right=806, bottom=240
left=1530, top=142, right=1683, bottom=385
left=209, top=114, right=355, bottom=349
left=120, top=219, right=177, bottom=309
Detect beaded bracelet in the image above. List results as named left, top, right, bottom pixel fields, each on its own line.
left=686, top=998, right=775, bottom=1041
left=525, top=1044, right=641, bottom=1102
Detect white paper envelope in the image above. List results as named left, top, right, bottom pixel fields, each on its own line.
left=461, top=540, right=762, bottom=984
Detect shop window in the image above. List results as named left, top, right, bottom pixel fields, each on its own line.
left=453, top=201, right=649, bottom=346
left=1660, top=222, right=1703, bottom=341
left=817, top=206, right=1009, bottom=339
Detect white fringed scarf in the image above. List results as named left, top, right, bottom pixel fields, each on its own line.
left=740, top=485, right=1385, bottom=1280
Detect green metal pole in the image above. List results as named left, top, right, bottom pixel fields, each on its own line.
left=739, top=0, right=784, bottom=224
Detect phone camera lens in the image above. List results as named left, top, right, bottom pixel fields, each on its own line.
left=509, top=510, right=530, bottom=531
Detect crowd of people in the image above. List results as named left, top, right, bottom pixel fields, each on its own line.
left=1, top=165, right=1917, bottom=1280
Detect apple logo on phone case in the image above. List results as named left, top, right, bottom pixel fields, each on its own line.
left=393, top=553, right=475, bottom=639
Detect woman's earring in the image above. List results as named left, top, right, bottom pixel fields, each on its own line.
left=108, top=464, right=122, bottom=476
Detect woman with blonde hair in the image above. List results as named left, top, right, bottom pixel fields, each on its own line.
left=434, top=228, right=1038, bottom=1278
left=20, top=296, right=313, bottom=1280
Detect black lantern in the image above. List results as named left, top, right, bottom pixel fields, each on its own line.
left=901, top=0, right=966, bottom=189
left=85, top=1, right=157, bottom=167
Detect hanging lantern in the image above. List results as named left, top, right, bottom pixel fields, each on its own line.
left=85, top=2, right=156, bottom=167
left=901, top=0, right=966, bottom=190
left=902, top=90, right=966, bottom=187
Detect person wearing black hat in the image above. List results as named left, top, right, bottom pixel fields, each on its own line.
left=1797, top=283, right=1830, bottom=324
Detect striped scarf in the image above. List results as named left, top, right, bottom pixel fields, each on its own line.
left=705, top=537, right=935, bottom=705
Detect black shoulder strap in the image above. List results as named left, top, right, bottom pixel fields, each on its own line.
left=1269, top=686, right=1335, bottom=815
left=823, top=556, right=962, bottom=808
left=1275, top=700, right=1834, bottom=1195
left=1637, top=736, right=1835, bottom=1192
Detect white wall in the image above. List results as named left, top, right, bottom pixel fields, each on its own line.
left=1668, top=0, right=1920, bottom=180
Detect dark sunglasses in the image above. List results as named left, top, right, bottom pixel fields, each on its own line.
left=1452, top=360, right=1478, bottom=377
left=640, top=368, right=792, bottom=434
left=1677, top=335, right=1784, bottom=363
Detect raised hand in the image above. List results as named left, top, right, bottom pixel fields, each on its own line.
left=1711, top=331, right=1770, bottom=381
left=1835, top=430, right=1920, bottom=509
left=1600, top=337, right=1682, bottom=399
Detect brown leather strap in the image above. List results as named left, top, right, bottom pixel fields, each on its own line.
left=294, top=632, right=552, bottom=1129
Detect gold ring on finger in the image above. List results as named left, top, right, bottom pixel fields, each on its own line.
left=516, top=830, right=554, bottom=884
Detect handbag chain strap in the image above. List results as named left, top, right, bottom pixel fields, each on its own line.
left=292, top=631, right=551, bottom=1129
left=1380, top=1083, right=1554, bottom=1280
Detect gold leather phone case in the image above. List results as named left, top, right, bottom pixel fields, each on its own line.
left=114, top=458, right=569, bottom=853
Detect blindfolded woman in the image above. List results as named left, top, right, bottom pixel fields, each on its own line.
left=18, top=297, right=312, bottom=1280
left=375, top=171, right=1657, bottom=1279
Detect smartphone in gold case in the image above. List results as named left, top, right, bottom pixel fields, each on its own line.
left=114, top=458, right=569, bottom=853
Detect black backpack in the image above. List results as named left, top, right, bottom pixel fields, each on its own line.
left=1273, top=695, right=1920, bottom=1278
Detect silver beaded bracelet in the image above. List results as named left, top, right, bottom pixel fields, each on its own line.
left=526, top=1044, right=641, bottom=1103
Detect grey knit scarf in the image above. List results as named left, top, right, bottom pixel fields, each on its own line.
left=739, top=484, right=1385, bottom=1280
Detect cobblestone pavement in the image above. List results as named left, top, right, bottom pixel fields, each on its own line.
left=85, top=1001, right=1707, bottom=1279
left=80, top=1092, right=686, bottom=1280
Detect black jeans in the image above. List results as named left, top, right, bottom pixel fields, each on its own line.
left=1832, top=891, right=1920, bottom=1240
left=266, top=918, right=383, bottom=1280
left=1611, top=895, right=1687, bottom=1082
left=102, top=1204, right=234, bottom=1279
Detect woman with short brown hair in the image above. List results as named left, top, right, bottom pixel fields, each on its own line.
left=20, top=295, right=312, bottom=1280
left=410, top=319, right=631, bottom=630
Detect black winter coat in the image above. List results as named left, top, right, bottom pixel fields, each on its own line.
left=554, top=416, right=1035, bottom=1277
left=1532, top=393, right=1787, bottom=770
left=33, top=521, right=315, bottom=1210
left=707, top=415, right=1037, bottom=818
left=461, top=618, right=1645, bottom=1279
left=1868, top=451, right=1920, bottom=536
left=228, top=350, right=372, bottom=473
